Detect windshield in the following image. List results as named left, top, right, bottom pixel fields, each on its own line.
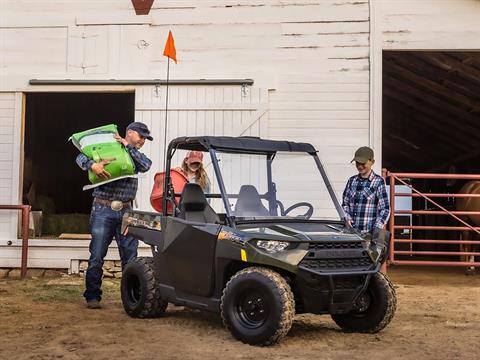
left=212, top=151, right=342, bottom=221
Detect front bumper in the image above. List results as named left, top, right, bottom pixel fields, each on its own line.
left=293, top=239, right=378, bottom=314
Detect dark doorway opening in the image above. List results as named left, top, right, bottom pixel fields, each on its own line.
left=383, top=51, right=480, bottom=174
left=24, top=92, right=134, bottom=236
left=382, top=51, right=480, bottom=260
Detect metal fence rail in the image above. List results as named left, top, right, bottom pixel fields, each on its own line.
left=0, top=205, right=31, bottom=278
left=384, top=171, right=480, bottom=268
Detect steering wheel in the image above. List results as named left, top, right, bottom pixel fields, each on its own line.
left=283, top=202, right=314, bottom=219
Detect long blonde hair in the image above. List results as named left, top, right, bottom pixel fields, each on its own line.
left=181, top=159, right=209, bottom=191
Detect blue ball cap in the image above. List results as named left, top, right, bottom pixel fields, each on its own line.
left=126, top=122, right=153, bottom=141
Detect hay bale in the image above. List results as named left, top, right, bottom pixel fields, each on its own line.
left=35, top=195, right=56, bottom=214
left=0, top=269, right=10, bottom=278
left=26, top=269, right=45, bottom=278
left=8, top=269, right=21, bottom=279
left=44, top=213, right=90, bottom=236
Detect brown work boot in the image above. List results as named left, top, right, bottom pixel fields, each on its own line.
left=86, top=299, right=101, bottom=309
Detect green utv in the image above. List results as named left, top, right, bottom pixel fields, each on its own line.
left=120, top=136, right=396, bottom=346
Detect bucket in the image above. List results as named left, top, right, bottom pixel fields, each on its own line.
left=150, top=168, right=188, bottom=213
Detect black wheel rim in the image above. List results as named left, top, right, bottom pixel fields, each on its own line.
left=235, top=289, right=269, bottom=329
left=352, top=290, right=373, bottom=316
left=355, top=291, right=372, bottom=312
left=126, top=275, right=141, bottom=305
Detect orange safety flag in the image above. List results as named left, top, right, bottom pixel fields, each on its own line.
left=163, top=30, right=177, bottom=63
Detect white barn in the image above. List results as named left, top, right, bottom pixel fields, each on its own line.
left=1, top=0, right=479, bottom=272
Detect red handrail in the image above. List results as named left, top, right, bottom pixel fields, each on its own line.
left=0, top=205, right=31, bottom=279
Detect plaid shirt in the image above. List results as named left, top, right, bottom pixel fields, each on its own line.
left=342, top=171, right=390, bottom=233
left=76, top=144, right=152, bottom=202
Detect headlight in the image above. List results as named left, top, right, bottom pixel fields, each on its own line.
left=255, top=240, right=290, bottom=253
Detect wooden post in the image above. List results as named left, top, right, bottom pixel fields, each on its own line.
left=21, top=205, right=31, bottom=279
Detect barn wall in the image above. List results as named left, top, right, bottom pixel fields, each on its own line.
left=0, top=92, right=22, bottom=238
left=0, top=0, right=371, bottom=267
left=380, top=0, right=480, bottom=50
left=133, top=85, right=269, bottom=210
left=1, top=0, right=371, bottom=194
left=370, top=0, right=480, bottom=167
left=6, top=0, right=476, bottom=268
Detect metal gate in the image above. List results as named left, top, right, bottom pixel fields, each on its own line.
left=385, top=171, right=480, bottom=268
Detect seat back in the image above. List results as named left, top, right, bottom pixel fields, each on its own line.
left=178, top=183, right=220, bottom=223
left=234, top=185, right=269, bottom=217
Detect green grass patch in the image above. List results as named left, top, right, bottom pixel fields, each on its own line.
left=17, top=278, right=121, bottom=303
left=20, top=283, right=84, bottom=302
left=0, top=302, right=20, bottom=314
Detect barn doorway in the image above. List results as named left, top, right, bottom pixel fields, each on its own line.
left=382, top=51, right=480, bottom=261
left=383, top=51, right=480, bottom=174
left=23, top=92, right=135, bottom=237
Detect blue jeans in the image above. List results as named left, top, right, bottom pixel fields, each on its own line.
left=84, top=203, right=138, bottom=301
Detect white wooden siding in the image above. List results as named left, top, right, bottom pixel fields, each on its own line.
left=0, top=92, right=21, bottom=238
left=0, top=28, right=68, bottom=75
left=380, top=0, right=480, bottom=50
left=134, top=85, right=269, bottom=212
left=1, top=1, right=372, bottom=194
left=67, top=25, right=110, bottom=75
left=0, top=239, right=152, bottom=269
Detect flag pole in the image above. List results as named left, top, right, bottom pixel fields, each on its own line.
left=161, top=30, right=176, bottom=215
left=163, top=56, right=170, bottom=172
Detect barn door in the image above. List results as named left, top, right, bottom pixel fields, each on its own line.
left=133, top=85, right=269, bottom=211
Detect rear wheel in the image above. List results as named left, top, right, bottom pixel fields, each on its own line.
left=331, top=272, right=396, bottom=333
left=121, top=257, right=168, bottom=318
left=221, top=267, right=295, bottom=345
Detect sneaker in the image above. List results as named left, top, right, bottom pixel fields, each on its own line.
left=86, top=299, right=101, bottom=309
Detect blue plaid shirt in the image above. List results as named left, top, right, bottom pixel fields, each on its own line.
left=342, top=171, right=390, bottom=233
left=76, top=144, right=152, bottom=202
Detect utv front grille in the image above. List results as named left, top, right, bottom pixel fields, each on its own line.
left=308, top=241, right=363, bottom=250
left=300, top=257, right=372, bottom=270
left=299, top=241, right=373, bottom=272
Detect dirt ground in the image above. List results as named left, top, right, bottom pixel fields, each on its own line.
left=0, top=266, right=479, bottom=360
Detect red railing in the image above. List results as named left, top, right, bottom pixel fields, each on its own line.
left=0, top=205, right=31, bottom=279
left=384, top=171, right=480, bottom=268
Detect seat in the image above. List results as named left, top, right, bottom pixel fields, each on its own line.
left=234, top=185, right=269, bottom=217
left=178, top=183, right=220, bottom=224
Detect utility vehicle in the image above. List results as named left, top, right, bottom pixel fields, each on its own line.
left=120, top=136, right=396, bottom=345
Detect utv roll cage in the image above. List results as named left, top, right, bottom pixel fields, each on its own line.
left=162, top=136, right=345, bottom=227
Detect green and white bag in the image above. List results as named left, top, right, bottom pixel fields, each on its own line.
left=69, top=124, right=136, bottom=190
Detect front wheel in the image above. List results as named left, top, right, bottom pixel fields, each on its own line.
left=331, top=272, right=397, bottom=333
left=221, top=267, right=295, bottom=346
left=121, top=257, right=168, bottom=318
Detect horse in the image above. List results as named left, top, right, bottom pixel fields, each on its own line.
left=455, top=180, right=480, bottom=274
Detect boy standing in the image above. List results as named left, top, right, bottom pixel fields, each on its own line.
left=342, top=146, right=390, bottom=261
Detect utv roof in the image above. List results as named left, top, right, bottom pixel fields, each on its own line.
left=169, top=136, right=317, bottom=154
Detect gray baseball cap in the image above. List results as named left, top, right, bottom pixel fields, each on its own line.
left=351, top=146, right=374, bottom=163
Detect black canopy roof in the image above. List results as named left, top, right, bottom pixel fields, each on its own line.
left=168, top=136, right=317, bottom=154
